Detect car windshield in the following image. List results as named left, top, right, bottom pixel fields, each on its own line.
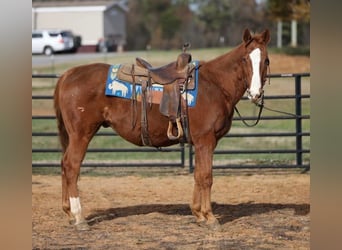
left=49, top=32, right=59, bottom=37
left=61, top=31, right=73, bottom=37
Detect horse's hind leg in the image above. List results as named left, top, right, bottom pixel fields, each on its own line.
left=61, top=135, right=91, bottom=230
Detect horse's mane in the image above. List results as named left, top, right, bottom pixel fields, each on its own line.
left=203, top=30, right=267, bottom=69
left=203, top=42, right=246, bottom=70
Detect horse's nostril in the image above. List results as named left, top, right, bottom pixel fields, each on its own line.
left=253, top=93, right=260, bottom=100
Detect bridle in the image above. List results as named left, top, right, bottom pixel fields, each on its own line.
left=235, top=60, right=299, bottom=126
left=235, top=51, right=269, bottom=127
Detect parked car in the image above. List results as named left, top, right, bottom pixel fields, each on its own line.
left=32, top=29, right=81, bottom=55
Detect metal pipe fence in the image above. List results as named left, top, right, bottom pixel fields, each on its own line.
left=32, top=73, right=310, bottom=172
left=188, top=73, right=310, bottom=172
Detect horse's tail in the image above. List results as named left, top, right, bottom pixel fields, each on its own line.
left=54, top=76, right=68, bottom=153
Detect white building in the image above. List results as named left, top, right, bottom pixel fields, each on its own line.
left=32, top=0, right=128, bottom=52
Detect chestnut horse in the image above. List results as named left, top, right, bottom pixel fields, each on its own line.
left=54, top=29, right=270, bottom=230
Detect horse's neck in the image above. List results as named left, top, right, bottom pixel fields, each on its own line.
left=203, top=44, right=247, bottom=103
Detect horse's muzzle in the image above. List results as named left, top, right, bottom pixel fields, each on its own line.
left=247, top=89, right=264, bottom=106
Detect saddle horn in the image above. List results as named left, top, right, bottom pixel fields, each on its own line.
left=182, top=42, right=191, bottom=53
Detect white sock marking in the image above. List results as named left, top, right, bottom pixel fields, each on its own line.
left=70, top=197, right=82, bottom=221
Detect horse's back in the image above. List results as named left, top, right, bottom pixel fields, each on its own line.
left=57, top=63, right=110, bottom=89
left=55, top=63, right=110, bottom=105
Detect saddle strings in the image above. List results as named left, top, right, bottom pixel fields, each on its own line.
left=180, top=65, right=192, bottom=143
left=131, top=64, right=137, bottom=129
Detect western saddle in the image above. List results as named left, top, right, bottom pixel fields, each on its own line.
left=116, top=45, right=194, bottom=146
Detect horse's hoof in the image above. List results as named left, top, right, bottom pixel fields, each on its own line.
left=207, top=220, right=222, bottom=231
left=69, top=218, right=76, bottom=225
left=196, top=219, right=207, bottom=227
left=75, top=221, right=90, bottom=231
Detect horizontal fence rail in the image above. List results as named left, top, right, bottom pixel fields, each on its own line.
left=32, top=73, right=310, bottom=172
left=188, top=73, right=310, bottom=172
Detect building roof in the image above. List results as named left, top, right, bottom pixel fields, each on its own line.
left=32, top=0, right=128, bottom=12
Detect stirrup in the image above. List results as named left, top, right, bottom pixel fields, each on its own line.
left=167, top=118, right=183, bottom=140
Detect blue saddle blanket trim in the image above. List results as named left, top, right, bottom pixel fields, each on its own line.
left=105, top=61, right=199, bottom=107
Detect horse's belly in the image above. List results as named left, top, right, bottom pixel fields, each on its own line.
left=106, top=102, right=178, bottom=147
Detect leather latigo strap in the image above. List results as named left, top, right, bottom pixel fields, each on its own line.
left=140, top=80, right=152, bottom=146
left=117, top=52, right=194, bottom=145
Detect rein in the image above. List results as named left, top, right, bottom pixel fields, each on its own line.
left=235, top=92, right=300, bottom=127
left=234, top=94, right=264, bottom=127
left=262, top=104, right=299, bottom=118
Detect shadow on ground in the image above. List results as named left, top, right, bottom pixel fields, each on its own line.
left=86, top=202, right=310, bottom=226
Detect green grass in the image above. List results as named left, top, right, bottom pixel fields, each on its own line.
left=32, top=49, right=310, bottom=170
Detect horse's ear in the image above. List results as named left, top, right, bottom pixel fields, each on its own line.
left=243, top=28, right=252, bottom=43
left=262, top=29, right=271, bottom=44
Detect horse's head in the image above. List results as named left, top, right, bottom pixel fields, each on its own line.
left=241, top=28, right=271, bottom=104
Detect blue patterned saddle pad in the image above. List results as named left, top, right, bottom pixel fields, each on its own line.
left=105, top=61, right=199, bottom=107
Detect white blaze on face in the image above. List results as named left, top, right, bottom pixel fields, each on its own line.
left=248, top=48, right=261, bottom=99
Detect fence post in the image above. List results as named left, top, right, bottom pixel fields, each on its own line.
left=180, top=142, right=185, bottom=167
left=295, top=75, right=303, bottom=167
left=189, top=144, right=194, bottom=173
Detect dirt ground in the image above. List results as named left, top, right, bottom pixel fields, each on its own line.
left=268, top=53, right=310, bottom=73
left=32, top=169, right=309, bottom=249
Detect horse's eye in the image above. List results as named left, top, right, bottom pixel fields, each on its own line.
left=265, top=58, right=270, bottom=66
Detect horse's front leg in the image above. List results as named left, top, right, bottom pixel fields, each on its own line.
left=191, top=141, right=219, bottom=228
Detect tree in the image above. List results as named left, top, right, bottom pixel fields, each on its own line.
left=126, top=0, right=193, bottom=50
left=126, top=1, right=151, bottom=50
left=290, top=0, right=310, bottom=47
left=228, top=0, right=266, bottom=45
left=266, top=0, right=310, bottom=47
left=196, top=0, right=232, bottom=46
left=290, top=0, right=310, bottom=22
left=266, top=0, right=291, bottom=48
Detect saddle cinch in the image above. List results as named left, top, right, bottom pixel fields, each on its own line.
left=116, top=51, right=195, bottom=145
